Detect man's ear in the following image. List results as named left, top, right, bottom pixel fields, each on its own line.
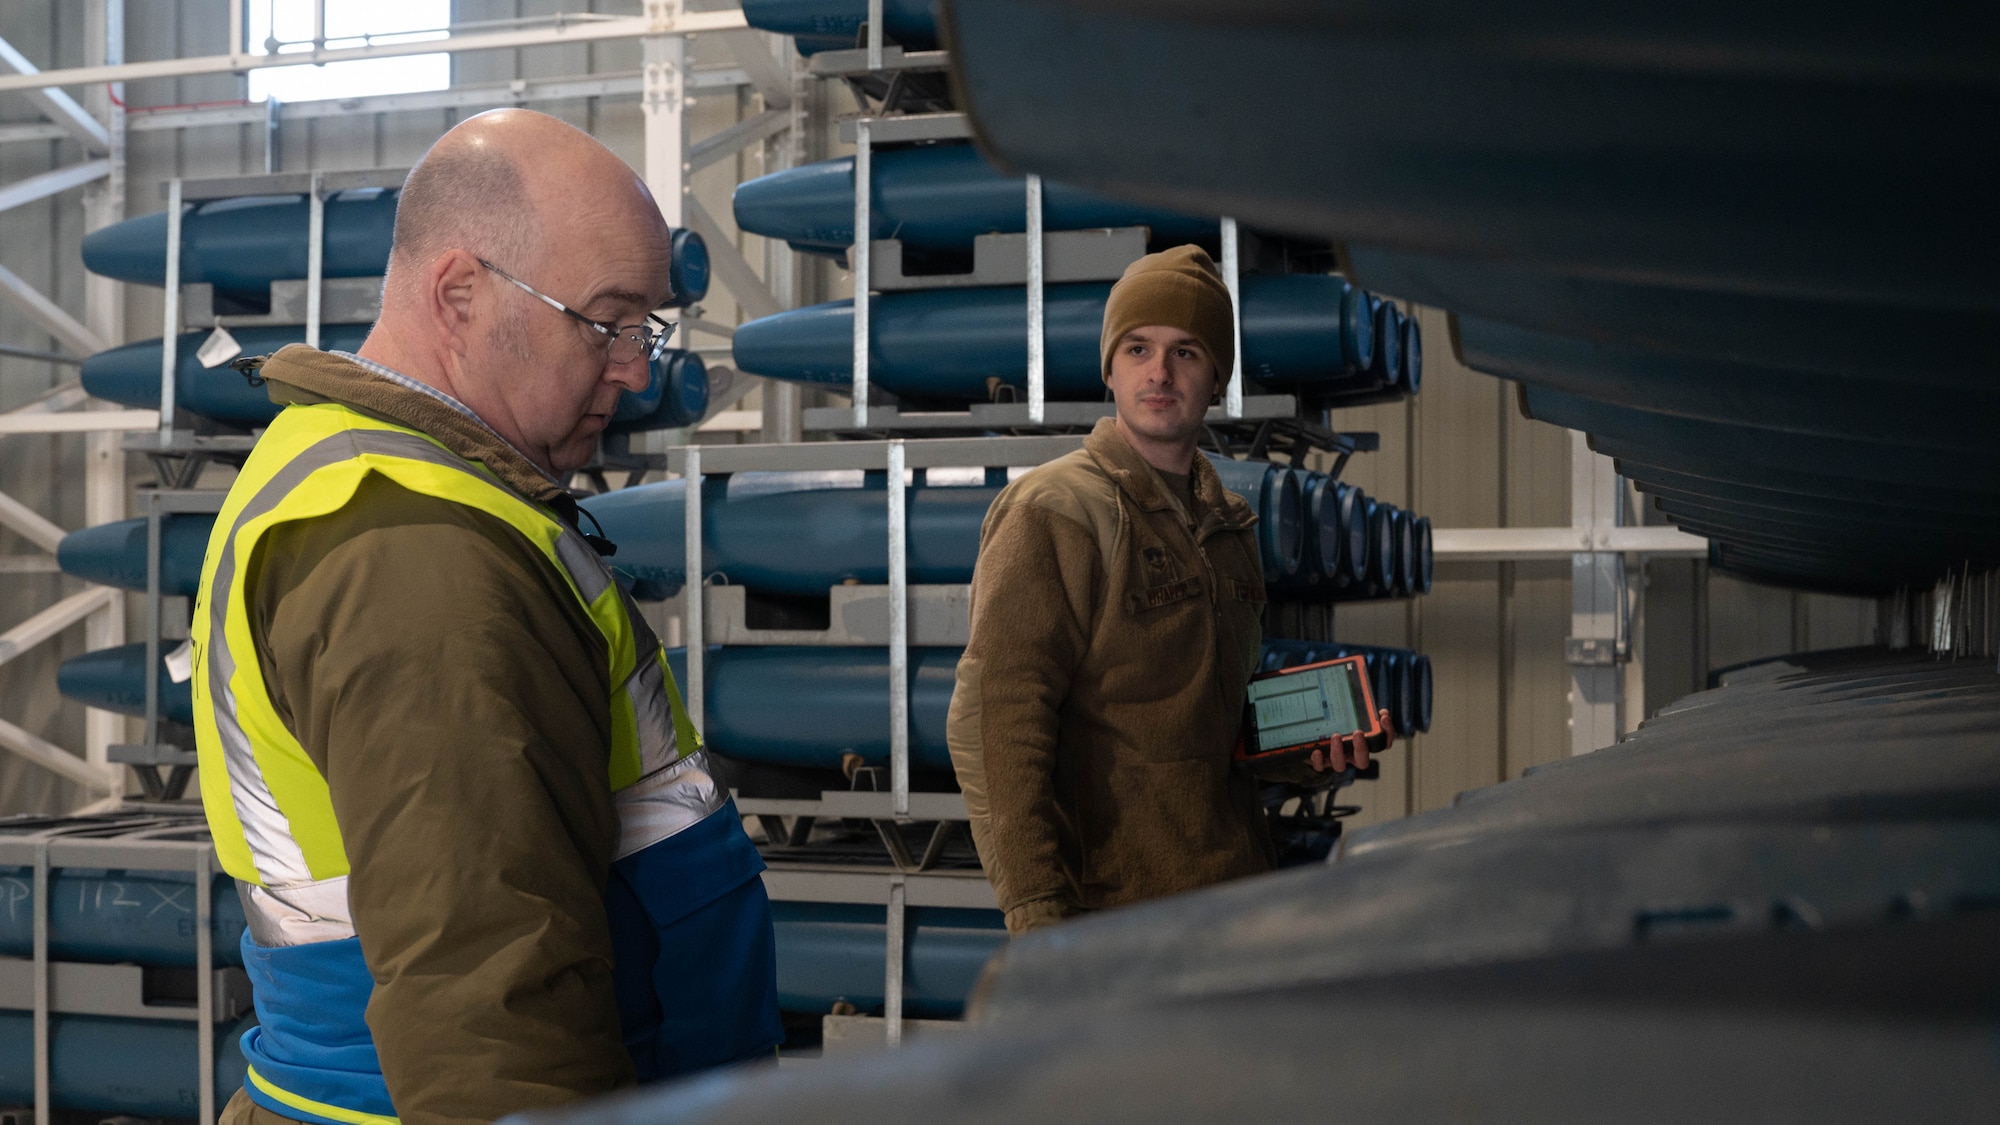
left=427, top=249, right=481, bottom=358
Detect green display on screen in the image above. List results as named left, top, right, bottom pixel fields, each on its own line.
left=1249, top=662, right=1366, bottom=753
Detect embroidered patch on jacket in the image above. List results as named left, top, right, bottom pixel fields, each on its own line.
left=1142, top=546, right=1171, bottom=572
left=1128, top=575, right=1203, bottom=612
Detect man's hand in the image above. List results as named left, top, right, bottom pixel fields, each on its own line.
left=1306, top=709, right=1395, bottom=773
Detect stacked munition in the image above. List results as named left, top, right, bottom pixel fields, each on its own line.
left=728, top=142, right=1420, bottom=406
left=0, top=824, right=254, bottom=1117
left=0, top=820, right=998, bottom=1091
left=741, top=0, right=941, bottom=54
left=60, top=634, right=1431, bottom=767
left=80, top=325, right=712, bottom=434
left=75, top=189, right=714, bottom=432
left=80, top=189, right=711, bottom=309
left=58, top=459, right=1434, bottom=747
left=45, top=460, right=1429, bottom=603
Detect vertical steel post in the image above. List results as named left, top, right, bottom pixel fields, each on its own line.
left=642, top=2, right=688, bottom=228
left=884, top=873, right=906, bottom=1047
left=1025, top=175, right=1045, bottom=425
left=760, top=38, right=805, bottom=444
left=683, top=446, right=704, bottom=736
left=160, top=179, right=182, bottom=436
left=851, top=121, right=872, bottom=428
left=887, top=440, right=909, bottom=819
left=866, top=0, right=884, bottom=71
left=83, top=0, right=129, bottom=781
left=1569, top=431, right=1623, bottom=754
left=32, top=841, right=48, bottom=1125
left=196, top=845, right=215, bottom=1124
left=305, top=172, right=324, bottom=349
left=1219, top=217, right=1243, bottom=419
left=144, top=498, right=162, bottom=746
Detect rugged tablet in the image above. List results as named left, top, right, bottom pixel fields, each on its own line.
left=1235, top=655, right=1384, bottom=767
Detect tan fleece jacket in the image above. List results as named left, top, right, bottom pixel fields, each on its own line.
left=946, top=420, right=1277, bottom=936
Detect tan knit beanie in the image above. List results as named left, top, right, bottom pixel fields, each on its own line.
left=1099, top=244, right=1235, bottom=387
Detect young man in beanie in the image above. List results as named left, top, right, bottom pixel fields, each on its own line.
left=946, top=245, right=1388, bottom=936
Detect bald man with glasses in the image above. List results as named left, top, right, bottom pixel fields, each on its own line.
left=192, top=110, right=779, bottom=1125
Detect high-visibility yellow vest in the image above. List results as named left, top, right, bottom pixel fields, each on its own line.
left=191, top=399, right=722, bottom=1125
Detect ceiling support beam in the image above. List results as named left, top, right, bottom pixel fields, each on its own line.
left=0, top=36, right=110, bottom=152
left=0, top=10, right=750, bottom=95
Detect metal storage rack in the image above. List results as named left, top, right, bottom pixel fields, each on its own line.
left=110, top=168, right=406, bottom=804
left=705, top=14, right=1385, bottom=1045
left=666, top=435, right=1093, bottom=1044
left=0, top=812, right=243, bottom=1125
left=823, top=55, right=1279, bottom=439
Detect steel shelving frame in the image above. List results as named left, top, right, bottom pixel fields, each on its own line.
left=668, top=435, right=1087, bottom=1044
left=0, top=812, right=243, bottom=1125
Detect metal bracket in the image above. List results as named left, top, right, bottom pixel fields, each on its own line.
left=1565, top=636, right=1622, bottom=667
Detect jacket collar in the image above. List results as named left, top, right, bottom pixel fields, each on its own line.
left=253, top=344, right=573, bottom=508
left=1083, top=417, right=1257, bottom=537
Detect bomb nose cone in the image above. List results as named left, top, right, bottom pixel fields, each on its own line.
left=1342, top=284, right=1375, bottom=372
left=58, top=643, right=193, bottom=725
left=1370, top=299, right=1403, bottom=384
left=1399, top=313, right=1423, bottom=393
left=608, top=351, right=709, bottom=433
left=58, top=516, right=216, bottom=598
left=670, top=228, right=710, bottom=305
left=81, top=210, right=171, bottom=287
left=734, top=159, right=858, bottom=252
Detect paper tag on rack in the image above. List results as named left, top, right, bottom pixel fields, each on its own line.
left=164, top=639, right=194, bottom=684
left=195, top=325, right=243, bottom=369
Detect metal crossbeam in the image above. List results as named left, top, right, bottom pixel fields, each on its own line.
left=0, top=160, right=111, bottom=216
left=0, top=587, right=117, bottom=670
left=0, top=410, right=158, bottom=436
left=0, top=488, right=68, bottom=553
left=0, top=68, right=754, bottom=145
left=717, top=30, right=792, bottom=109
left=0, top=714, right=117, bottom=791
left=1430, top=526, right=1707, bottom=561
left=689, top=108, right=790, bottom=172
left=0, top=11, right=750, bottom=95
left=0, top=36, right=110, bottom=152
left=0, top=261, right=108, bottom=356
left=0, top=345, right=82, bottom=367
left=685, top=196, right=783, bottom=320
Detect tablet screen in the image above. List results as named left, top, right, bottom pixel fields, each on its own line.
left=1249, top=662, right=1366, bottom=753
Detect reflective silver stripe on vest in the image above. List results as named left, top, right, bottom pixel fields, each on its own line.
left=625, top=649, right=682, bottom=776
left=615, top=748, right=726, bottom=860
left=239, top=875, right=356, bottom=947
left=205, top=425, right=605, bottom=902
left=207, top=432, right=363, bottom=889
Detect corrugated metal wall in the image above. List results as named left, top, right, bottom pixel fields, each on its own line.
left=0, top=1, right=1878, bottom=818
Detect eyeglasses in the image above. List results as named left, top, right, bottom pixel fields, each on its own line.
left=479, top=258, right=677, bottom=365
